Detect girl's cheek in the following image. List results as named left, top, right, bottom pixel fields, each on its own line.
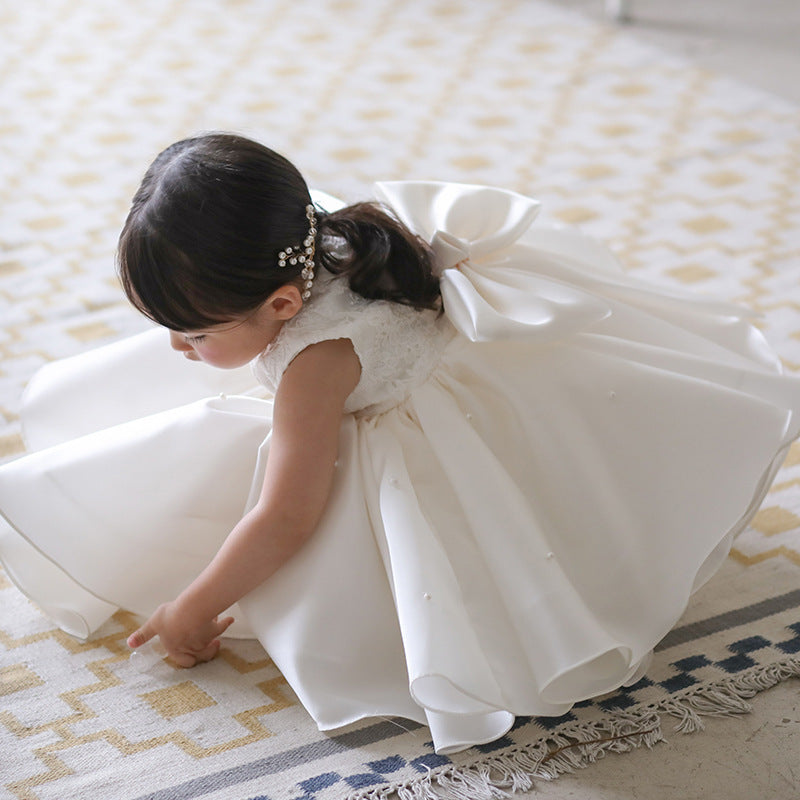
left=185, top=344, right=210, bottom=362
left=196, top=347, right=228, bottom=366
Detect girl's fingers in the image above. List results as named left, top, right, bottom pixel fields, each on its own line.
left=190, top=639, right=221, bottom=665
left=215, top=616, right=235, bottom=636
left=127, top=624, right=154, bottom=649
left=174, top=629, right=230, bottom=668
left=172, top=651, right=199, bottom=668
left=129, top=613, right=234, bottom=666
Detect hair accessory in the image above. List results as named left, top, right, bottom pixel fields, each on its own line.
left=278, top=204, right=317, bottom=300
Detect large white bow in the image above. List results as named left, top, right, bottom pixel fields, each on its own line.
left=374, top=181, right=613, bottom=342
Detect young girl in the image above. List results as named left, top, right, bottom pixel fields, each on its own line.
left=1, top=132, right=798, bottom=754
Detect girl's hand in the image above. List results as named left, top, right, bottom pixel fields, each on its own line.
left=127, top=600, right=234, bottom=668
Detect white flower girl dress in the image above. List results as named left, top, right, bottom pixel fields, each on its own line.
left=1, top=182, right=798, bottom=753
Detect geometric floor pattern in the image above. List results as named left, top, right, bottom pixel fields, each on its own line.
left=2, top=559, right=798, bottom=800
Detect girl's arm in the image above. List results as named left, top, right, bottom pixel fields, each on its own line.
left=127, top=337, right=362, bottom=666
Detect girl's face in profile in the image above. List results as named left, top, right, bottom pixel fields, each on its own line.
left=167, top=284, right=304, bottom=369
left=169, top=308, right=282, bottom=369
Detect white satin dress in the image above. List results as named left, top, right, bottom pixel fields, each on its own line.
left=1, top=182, right=799, bottom=753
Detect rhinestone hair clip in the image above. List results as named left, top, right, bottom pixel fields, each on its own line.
left=278, top=204, right=317, bottom=300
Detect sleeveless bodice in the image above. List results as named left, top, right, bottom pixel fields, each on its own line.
left=252, top=272, right=455, bottom=416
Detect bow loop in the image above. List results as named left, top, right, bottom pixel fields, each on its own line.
left=375, top=181, right=541, bottom=265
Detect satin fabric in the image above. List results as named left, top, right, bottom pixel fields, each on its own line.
left=1, top=182, right=798, bottom=753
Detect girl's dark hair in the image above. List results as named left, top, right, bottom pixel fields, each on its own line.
left=118, top=133, right=440, bottom=331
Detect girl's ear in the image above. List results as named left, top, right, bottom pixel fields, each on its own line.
left=264, top=284, right=304, bottom=320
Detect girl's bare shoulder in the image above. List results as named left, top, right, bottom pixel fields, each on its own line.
left=277, top=337, right=362, bottom=411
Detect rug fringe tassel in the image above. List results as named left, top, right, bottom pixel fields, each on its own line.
left=350, top=658, right=800, bottom=800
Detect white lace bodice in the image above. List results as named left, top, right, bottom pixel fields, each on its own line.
left=252, top=272, right=454, bottom=416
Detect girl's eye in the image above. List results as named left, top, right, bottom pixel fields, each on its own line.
left=185, top=334, right=207, bottom=344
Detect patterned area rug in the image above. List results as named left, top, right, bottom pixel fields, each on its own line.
left=1, top=1, right=799, bottom=799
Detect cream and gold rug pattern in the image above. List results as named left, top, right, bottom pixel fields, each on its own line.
left=1, top=1, right=799, bottom=799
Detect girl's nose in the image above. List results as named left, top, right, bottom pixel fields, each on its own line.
left=169, top=331, right=192, bottom=352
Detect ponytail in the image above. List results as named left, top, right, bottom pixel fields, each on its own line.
left=317, top=202, right=441, bottom=311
